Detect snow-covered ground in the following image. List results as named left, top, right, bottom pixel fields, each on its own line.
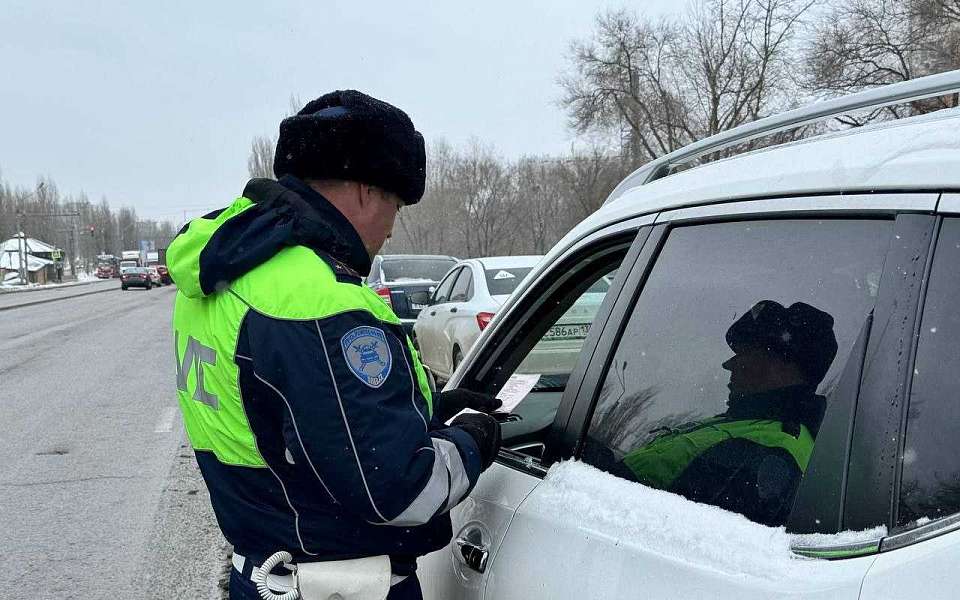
left=0, top=273, right=102, bottom=293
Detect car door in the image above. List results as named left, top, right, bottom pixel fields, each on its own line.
left=859, top=205, right=960, bottom=599
left=417, top=267, right=460, bottom=371
left=441, top=266, right=476, bottom=377
left=469, top=195, right=939, bottom=600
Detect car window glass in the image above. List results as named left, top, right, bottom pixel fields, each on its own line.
left=450, top=267, right=472, bottom=302
left=491, top=248, right=628, bottom=456
left=432, top=268, right=460, bottom=304
left=581, top=218, right=892, bottom=528
left=484, top=267, right=534, bottom=296
left=382, top=258, right=456, bottom=282
left=898, top=218, right=960, bottom=526
left=512, top=267, right=620, bottom=392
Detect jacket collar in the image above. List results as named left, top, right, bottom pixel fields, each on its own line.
left=242, top=176, right=372, bottom=277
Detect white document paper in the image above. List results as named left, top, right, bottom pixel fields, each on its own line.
left=495, top=373, right=541, bottom=413
left=445, top=372, right=541, bottom=424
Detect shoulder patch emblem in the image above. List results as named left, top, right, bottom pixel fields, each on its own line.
left=341, top=326, right=392, bottom=388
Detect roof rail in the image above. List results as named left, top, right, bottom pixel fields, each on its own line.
left=604, top=69, right=960, bottom=205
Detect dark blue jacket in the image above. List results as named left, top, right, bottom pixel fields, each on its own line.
left=170, top=176, right=482, bottom=575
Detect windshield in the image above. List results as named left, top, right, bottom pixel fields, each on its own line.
left=484, top=267, right=534, bottom=296
left=381, top=258, right=455, bottom=282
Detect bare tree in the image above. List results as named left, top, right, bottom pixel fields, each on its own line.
left=681, top=0, right=812, bottom=135
left=448, top=142, right=518, bottom=258
left=246, top=95, right=306, bottom=180
left=556, top=147, right=628, bottom=224
left=560, top=11, right=690, bottom=163
left=561, top=0, right=812, bottom=167
left=804, top=0, right=960, bottom=125
left=0, top=169, right=177, bottom=274
left=247, top=135, right=275, bottom=179
left=392, top=140, right=462, bottom=255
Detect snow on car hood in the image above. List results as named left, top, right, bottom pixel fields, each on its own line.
left=536, top=461, right=885, bottom=580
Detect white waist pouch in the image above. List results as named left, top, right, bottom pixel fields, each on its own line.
left=296, top=555, right=391, bottom=600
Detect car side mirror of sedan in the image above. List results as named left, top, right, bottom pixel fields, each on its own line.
left=409, top=290, right=434, bottom=306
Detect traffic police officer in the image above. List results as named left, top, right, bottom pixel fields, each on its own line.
left=619, top=300, right=838, bottom=526
left=169, top=91, right=501, bottom=600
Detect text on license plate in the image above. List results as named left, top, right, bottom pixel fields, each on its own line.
left=543, top=323, right=591, bottom=340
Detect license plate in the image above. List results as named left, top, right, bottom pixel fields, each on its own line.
left=543, top=323, right=591, bottom=340
left=411, top=302, right=427, bottom=310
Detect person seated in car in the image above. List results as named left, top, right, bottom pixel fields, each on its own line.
left=619, top=300, right=838, bottom=527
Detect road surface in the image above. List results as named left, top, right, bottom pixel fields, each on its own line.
left=0, top=282, right=227, bottom=599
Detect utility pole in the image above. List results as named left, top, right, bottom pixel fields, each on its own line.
left=12, top=182, right=46, bottom=285
left=73, top=215, right=81, bottom=276
left=19, top=208, right=81, bottom=280
left=15, top=210, right=27, bottom=285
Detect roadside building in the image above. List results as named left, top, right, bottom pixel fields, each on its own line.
left=0, top=234, right=61, bottom=285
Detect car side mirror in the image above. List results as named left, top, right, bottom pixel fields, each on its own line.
left=409, top=290, right=433, bottom=306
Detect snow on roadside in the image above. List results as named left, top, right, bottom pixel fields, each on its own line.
left=537, top=460, right=885, bottom=580
left=0, top=276, right=106, bottom=293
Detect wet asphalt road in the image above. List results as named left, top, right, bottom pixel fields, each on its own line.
left=0, top=282, right=226, bottom=599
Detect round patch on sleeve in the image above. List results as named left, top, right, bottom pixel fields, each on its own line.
left=340, top=326, right=393, bottom=388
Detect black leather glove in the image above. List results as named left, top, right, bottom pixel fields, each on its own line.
left=451, top=413, right=502, bottom=471
left=434, top=388, right=502, bottom=423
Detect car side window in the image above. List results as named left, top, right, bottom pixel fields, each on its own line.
left=450, top=266, right=473, bottom=302
left=432, top=268, right=460, bottom=304
left=471, top=238, right=633, bottom=459
left=581, top=218, right=892, bottom=528
left=898, top=218, right=960, bottom=527
left=512, top=269, right=618, bottom=391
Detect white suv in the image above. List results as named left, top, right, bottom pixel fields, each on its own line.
left=418, top=70, right=960, bottom=599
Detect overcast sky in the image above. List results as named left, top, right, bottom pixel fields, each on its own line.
left=1, top=1, right=679, bottom=222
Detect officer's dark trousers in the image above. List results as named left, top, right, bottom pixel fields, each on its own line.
left=229, top=567, right=423, bottom=600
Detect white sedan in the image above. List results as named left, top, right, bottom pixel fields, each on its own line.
left=413, top=256, right=542, bottom=383
left=414, top=255, right=614, bottom=386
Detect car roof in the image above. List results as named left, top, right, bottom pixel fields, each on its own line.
left=379, top=254, right=457, bottom=261
left=601, top=107, right=960, bottom=224
left=471, top=255, right=544, bottom=270
left=544, top=106, right=959, bottom=252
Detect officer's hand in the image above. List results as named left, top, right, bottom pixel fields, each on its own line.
left=435, top=388, right=502, bottom=423
left=451, top=413, right=502, bottom=471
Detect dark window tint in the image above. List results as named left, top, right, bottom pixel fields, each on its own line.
left=899, top=218, right=960, bottom=526
left=450, top=267, right=473, bottom=302
left=432, top=268, right=460, bottom=304
left=484, top=267, right=533, bottom=296
left=381, top=258, right=456, bottom=282
left=582, top=219, right=892, bottom=527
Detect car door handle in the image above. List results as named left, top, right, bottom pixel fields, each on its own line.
left=454, top=529, right=489, bottom=573
left=450, top=307, right=458, bottom=313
